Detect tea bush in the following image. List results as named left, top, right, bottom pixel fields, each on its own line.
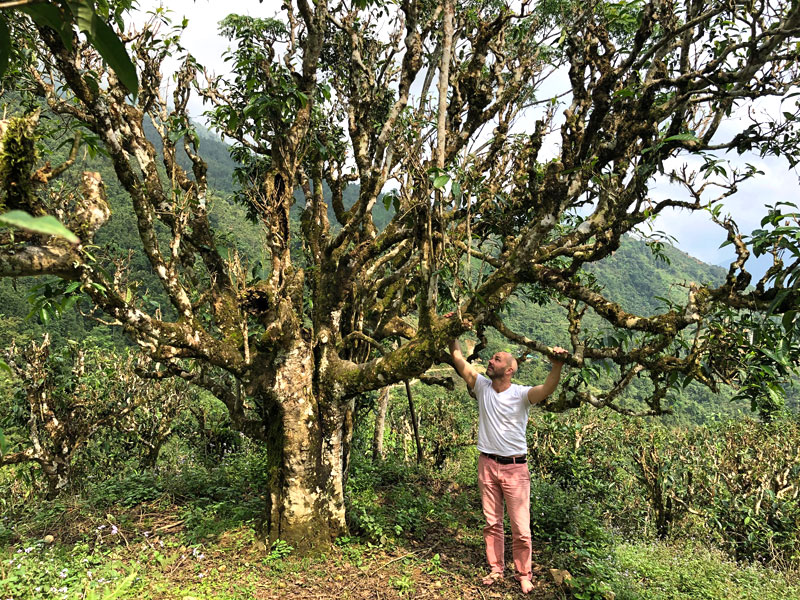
left=526, top=408, right=800, bottom=567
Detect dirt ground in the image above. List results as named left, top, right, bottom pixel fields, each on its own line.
left=148, top=511, right=565, bottom=600
left=4, top=492, right=567, bottom=599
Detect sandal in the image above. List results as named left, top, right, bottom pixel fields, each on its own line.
left=481, top=572, right=503, bottom=586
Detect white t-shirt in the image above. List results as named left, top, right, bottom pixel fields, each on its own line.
left=474, top=374, right=533, bottom=457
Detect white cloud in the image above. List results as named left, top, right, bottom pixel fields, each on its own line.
left=649, top=151, right=799, bottom=278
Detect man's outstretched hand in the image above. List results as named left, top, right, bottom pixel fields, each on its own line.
left=550, top=346, right=569, bottom=365
left=443, top=311, right=473, bottom=328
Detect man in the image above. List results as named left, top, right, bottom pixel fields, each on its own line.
left=449, top=337, right=567, bottom=594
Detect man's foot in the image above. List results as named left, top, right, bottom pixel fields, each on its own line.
left=481, top=572, right=503, bottom=586
left=520, top=578, right=534, bottom=594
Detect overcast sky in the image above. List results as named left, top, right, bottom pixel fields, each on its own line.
left=132, top=0, right=799, bottom=280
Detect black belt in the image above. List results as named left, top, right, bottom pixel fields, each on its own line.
left=481, top=452, right=527, bottom=465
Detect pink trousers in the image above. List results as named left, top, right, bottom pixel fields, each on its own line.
left=477, top=454, right=532, bottom=582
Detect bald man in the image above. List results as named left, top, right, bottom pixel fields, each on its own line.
left=449, top=339, right=567, bottom=594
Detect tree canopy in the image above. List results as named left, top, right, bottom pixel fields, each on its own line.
left=2, top=0, right=800, bottom=547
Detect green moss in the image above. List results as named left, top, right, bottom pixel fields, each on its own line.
left=0, top=113, right=39, bottom=212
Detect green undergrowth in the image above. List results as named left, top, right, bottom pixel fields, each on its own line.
left=1, top=443, right=271, bottom=546
left=346, top=455, right=481, bottom=548
left=604, top=540, right=800, bottom=600
left=2, top=443, right=800, bottom=599
left=346, top=453, right=800, bottom=600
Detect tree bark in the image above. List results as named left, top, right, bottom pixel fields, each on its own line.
left=261, top=338, right=352, bottom=551
left=372, top=386, right=390, bottom=461
left=404, top=380, right=423, bottom=464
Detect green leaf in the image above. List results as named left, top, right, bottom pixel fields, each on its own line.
left=0, top=359, right=10, bottom=377
left=782, top=310, right=796, bottom=333
left=87, top=14, right=139, bottom=96
left=664, top=133, right=699, bottom=143
left=66, top=2, right=138, bottom=96
left=452, top=180, right=462, bottom=201
left=85, top=72, right=100, bottom=96
left=67, top=1, right=94, bottom=32
left=432, top=175, right=450, bottom=190
left=62, top=294, right=79, bottom=311
left=766, top=288, right=789, bottom=317
left=0, top=210, right=79, bottom=243
left=168, top=128, right=187, bottom=143
left=0, top=427, right=7, bottom=456
left=95, top=0, right=111, bottom=19
left=20, top=3, right=74, bottom=50
left=0, top=18, right=10, bottom=79
left=21, top=2, right=63, bottom=29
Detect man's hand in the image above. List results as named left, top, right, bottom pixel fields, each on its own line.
left=550, top=346, right=569, bottom=365
left=443, top=311, right=473, bottom=329
left=528, top=346, right=569, bottom=405
left=448, top=335, right=478, bottom=391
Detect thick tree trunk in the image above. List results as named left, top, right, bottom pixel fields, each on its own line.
left=261, top=338, right=352, bottom=551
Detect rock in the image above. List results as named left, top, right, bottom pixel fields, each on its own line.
left=549, top=568, right=573, bottom=586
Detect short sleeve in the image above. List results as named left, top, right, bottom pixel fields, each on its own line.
left=516, top=384, right=533, bottom=403
left=474, top=374, right=490, bottom=391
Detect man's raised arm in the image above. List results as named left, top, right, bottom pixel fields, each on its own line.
left=449, top=339, right=478, bottom=391
left=527, top=347, right=568, bottom=405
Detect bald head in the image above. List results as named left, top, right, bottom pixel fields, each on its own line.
left=486, top=351, right=518, bottom=380
left=501, top=351, right=518, bottom=374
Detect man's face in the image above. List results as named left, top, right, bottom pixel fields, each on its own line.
left=486, top=352, right=511, bottom=379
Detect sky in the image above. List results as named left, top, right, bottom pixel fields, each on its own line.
left=131, top=0, right=799, bottom=280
